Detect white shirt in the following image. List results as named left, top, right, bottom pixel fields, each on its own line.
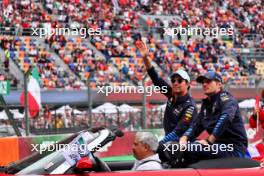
left=131, top=154, right=163, bottom=171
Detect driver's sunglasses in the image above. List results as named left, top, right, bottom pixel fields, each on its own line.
left=171, top=78, right=184, bottom=84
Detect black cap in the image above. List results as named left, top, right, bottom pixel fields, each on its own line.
left=196, top=71, right=222, bottom=83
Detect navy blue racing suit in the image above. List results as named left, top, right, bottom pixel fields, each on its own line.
left=147, top=67, right=197, bottom=143
left=183, top=91, right=248, bottom=164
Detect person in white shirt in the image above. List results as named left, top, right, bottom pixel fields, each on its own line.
left=131, top=132, right=163, bottom=171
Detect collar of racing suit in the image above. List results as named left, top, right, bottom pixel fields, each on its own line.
left=206, top=91, right=222, bottom=103
left=172, top=93, right=191, bottom=104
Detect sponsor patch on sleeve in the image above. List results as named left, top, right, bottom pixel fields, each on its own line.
left=183, top=106, right=194, bottom=122
left=220, top=92, right=230, bottom=102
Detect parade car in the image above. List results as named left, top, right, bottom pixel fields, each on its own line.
left=1, top=127, right=263, bottom=176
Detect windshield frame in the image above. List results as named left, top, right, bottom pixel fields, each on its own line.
left=6, top=129, right=106, bottom=174
left=5, top=132, right=80, bottom=174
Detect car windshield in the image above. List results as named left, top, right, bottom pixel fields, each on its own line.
left=0, top=125, right=26, bottom=137
left=6, top=130, right=99, bottom=174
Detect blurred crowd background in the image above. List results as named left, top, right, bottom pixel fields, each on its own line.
left=0, top=0, right=263, bottom=135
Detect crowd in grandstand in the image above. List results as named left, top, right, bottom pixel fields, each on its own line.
left=0, top=35, right=83, bottom=89
left=0, top=0, right=263, bottom=131
left=46, top=34, right=131, bottom=87
left=0, top=0, right=263, bottom=90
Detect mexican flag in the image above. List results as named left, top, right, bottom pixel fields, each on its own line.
left=20, top=66, right=41, bottom=118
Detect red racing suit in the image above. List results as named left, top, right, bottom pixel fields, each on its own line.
left=249, top=104, right=264, bottom=129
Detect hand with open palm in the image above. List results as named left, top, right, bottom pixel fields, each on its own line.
left=135, top=40, right=149, bottom=57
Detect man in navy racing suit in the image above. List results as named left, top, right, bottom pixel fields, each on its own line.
left=179, top=71, right=248, bottom=164
left=136, top=41, right=197, bottom=143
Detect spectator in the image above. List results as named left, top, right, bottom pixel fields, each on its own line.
left=54, top=114, right=65, bottom=129
left=249, top=89, right=264, bottom=130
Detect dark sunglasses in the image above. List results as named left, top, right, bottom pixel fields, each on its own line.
left=171, top=78, right=184, bottom=84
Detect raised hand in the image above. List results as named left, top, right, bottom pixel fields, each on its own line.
left=135, top=40, right=149, bottom=57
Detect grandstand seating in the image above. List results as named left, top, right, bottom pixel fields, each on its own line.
left=0, top=0, right=262, bottom=90
left=0, top=0, right=263, bottom=131
left=0, top=36, right=81, bottom=89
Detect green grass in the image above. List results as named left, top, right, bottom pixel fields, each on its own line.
left=101, top=155, right=135, bottom=162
